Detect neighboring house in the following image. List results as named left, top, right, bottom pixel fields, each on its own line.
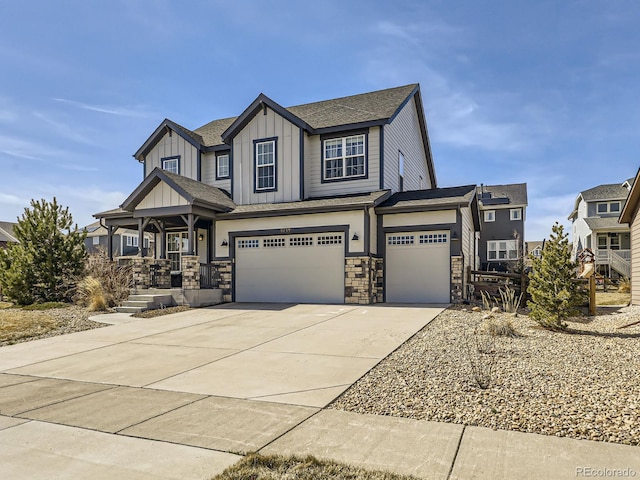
left=525, top=241, right=543, bottom=267
left=84, top=221, right=153, bottom=257
left=476, top=184, right=528, bottom=271
left=95, top=84, right=481, bottom=305
left=568, top=179, right=632, bottom=279
left=0, top=221, right=18, bottom=249
left=620, top=168, right=639, bottom=304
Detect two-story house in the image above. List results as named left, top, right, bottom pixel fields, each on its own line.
left=95, top=84, right=480, bottom=306
left=569, top=179, right=633, bottom=279
left=620, top=168, right=639, bottom=304
left=476, top=184, right=528, bottom=271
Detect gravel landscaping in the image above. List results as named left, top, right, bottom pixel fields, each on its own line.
left=331, top=305, right=640, bottom=446
left=0, top=305, right=106, bottom=346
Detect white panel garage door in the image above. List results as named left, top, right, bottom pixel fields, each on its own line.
left=385, top=231, right=450, bottom=303
left=235, top=233, right=344, bottom=303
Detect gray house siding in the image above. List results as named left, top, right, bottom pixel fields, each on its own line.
left=306, top=127, right=380, bottom=198
left=144, top=132, right=199, bottom=180
left=383, top=97, right=430, bottom=192
left=479, top=208, right=525, bottom=269
left=232, top=106, right=301, bottom=205
left=586, top=199, right=627, bottom=218
left=201, top=152, right=231, bottom=192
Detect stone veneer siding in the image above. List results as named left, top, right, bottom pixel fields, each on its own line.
left=181, top=255, right=200, bottom=290
left=450, top=255, right=464, bottom=303
left=210, top=260, right=232, bottom=303
left=345, top=256, right=383, bottom=304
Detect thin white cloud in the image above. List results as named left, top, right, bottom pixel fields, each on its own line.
left=33, top=111, right=97, bottom=146
left=0, top=135, right=57, bottom=161
left=52, top=98, right=152, bottom=118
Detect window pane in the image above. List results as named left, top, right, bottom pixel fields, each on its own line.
left=325, top=158, right=343, bottom=178
left=597, top=203, right=607, bottom=213
left=217, top=155, right=229, bottom=177
left=346, top=156, right=365, bottom=176
left=346, top=136, right=364, bottom=156
left=610, top=202, right=620, bottom=212
left=325, top=139, right=342, bottom=159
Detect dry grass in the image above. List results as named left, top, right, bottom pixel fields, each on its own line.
left=596, top=291, right=631, bottom=306
left=212, top=453, right=419, bottom=480
left=0, top=309, right=65, bottom=344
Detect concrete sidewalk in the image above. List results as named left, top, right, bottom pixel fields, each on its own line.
left=0, top=304, right=638, bottom=479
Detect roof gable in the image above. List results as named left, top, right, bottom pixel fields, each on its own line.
left=121, top=168, right=235, bottom=212
left=134, top=119, right=204, bottom=161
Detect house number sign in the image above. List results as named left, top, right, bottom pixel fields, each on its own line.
left=280, top=228, right=291, bottom=234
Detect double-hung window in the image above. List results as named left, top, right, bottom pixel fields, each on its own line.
left=488, top=240, right=518, bottom=260
left=216, top=154, right=230, bottom=179
left=323, top=134, right=366, bottom=181
left=484, top=210, right=495, bottom=222
left=162, top=156, right=179, bottom=174
left=510, top=208, right=522, bottom=221
left=255, top=139, right=276, bottom=191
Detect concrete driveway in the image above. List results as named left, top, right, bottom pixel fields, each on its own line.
left=0, top=303, right=444, bottom=479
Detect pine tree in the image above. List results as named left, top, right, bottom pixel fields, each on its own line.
left=527, top=222, right=582, bottom=330
left=0, top=198, right=87, bottom=305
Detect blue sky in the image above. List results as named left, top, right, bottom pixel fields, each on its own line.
left=0, top=0, right=638, bottom=241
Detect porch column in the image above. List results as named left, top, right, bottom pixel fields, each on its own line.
left=160, top=222, right=166, bottom=259
left=137, top=218, right=144, bottom=257
left=187, top=213, right=195, bottom=255
left=107, top=225, right=113, bottom=261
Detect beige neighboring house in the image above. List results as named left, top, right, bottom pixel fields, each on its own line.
left=95, top=84, right=481, bottom=306
left=0, top=221, right=18, bottom=249
left=525, top=241, right=544, bottom=266
left=620, top=168, right=640, bottom=305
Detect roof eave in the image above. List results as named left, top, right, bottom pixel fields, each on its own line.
left=620, top=168, right=640, bottom=223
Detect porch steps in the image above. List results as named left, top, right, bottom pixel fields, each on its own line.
left=115, top=294, right=174, bottom=314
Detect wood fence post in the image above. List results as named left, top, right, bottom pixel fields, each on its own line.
left=589, top=275, right=596, bottom=316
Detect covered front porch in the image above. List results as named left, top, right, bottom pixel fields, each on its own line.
left=94, top=168, right=236, bottom=305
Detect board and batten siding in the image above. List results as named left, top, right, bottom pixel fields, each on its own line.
left=232, top=107, right=301, bottom=205
left=144, top=132, right=199, bottom=180
left=137, top=182, right=188, bottom=209
left=382, top=210, right=456, bottom=228
left=383, top=97, right=430, bottom=193
left=631, top=203, right=640, bottom=305
left=306, top=127, right=380, bottom=198
left=201, top=152, right=231, bottom=191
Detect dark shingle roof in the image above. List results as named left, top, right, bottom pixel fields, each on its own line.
left=161, top=170, right=236, bottom=210
left=581, top=183, right=630, bottom=202
left=222, top=190, right=389, bottom=216
left=193, top=117, right=237, bottom=147
left=377, top=185, right=476, bottom=210
left=191, top=84, right=418, bottom=147
left=286, top=84, right=417, bottom=130
left=477, top=183, right=528, bottom=207
left=584, top=217, right=629, bottom=230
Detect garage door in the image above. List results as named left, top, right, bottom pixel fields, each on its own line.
left=385, top=231, right=450, bottom=303
left=235, top=233, right=344, bottom=303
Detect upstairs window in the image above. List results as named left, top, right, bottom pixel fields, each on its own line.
left=323, top=134, right=366, bottom=181
left=216, top=154, right=230, bottom=179
left=255, top=139, right=277, bottom=192
left=597, top=201, right=621, bottom=214
left=161, top=156, right=180, bottom=174
left=484, top=210, right=495, bottom=222
left=510, top=208, right=522, bottom=221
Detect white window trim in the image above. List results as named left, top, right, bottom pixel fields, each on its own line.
left=510, top=208, right=522, bottom=221
left=597, top=201, right=621, bottom=214
left=322, top=134, right=366, bottom=181
left=92, top=236, right=100, bottom=245
left=487, top=239, right=518, bottom=260
left=255, top=140, right=276, bottom=191
left=216, top=154, right=230, bottom=179
left=484, top=210, right=495, bottom=222
left=162, top=157, right=179, bottom=174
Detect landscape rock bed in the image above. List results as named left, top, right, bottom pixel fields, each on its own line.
left=330, top=305, right=640, bottom=446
